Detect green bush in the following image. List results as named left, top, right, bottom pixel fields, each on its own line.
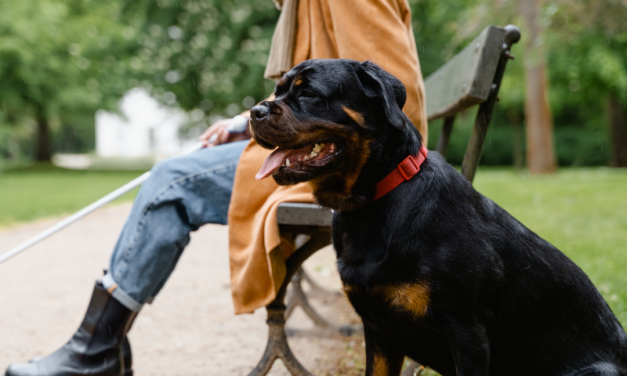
left=426, top=109, right=610, bottom=167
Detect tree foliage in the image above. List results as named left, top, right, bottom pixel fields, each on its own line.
left=120, top=0, right=279, bottom=127
left=0, top=0, right=625, bottom=167
left=409, top=0, right=627, bottom=167
left=549, top=0, right=627, bottom=105
left=0, top=0, right=137, bottom=161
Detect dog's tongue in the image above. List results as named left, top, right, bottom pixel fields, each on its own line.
left=256, top=148, right=289, bottom=180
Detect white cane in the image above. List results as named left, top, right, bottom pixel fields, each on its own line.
left=0, top=115, right=249, bottom=265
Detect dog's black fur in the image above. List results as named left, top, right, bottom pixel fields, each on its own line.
left=250, top=59, right=627, bottom=376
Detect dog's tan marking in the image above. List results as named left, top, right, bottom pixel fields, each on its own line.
left=308, top=133, right=371, bottom=209
left=260, top=101, right=373, bottom=210
left=322, top=134, right=371, bottom=197
left=375, top=283, right=430, bottom=318
left=369, top=350, right=404, bottom=376
left=342, top=106, right=365, bottom=126
left=342, top=284, right=357, bottom=298
left=293, top=77, right=303, bottom=86
left=277, top=75, right=288, bottom=88
left=343, top=283, right=430, bottom=319
left=372, top=353, right=390, bottom=375
left=343, top=136, right=371, bottom=193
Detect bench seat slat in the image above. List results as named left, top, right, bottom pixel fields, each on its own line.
left=277, top=203, right=333, bottom=227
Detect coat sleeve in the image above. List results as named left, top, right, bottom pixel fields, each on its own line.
left=325, top=0, right=428, bottom=141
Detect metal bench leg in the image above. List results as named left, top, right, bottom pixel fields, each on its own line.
left=248, top=306, right=313, bottom=376
left=248, top=229, right=330, bottom=376
left=285, top=268, right=338, bottom=330
left=300, top=268, right=343, bottom=297
left=436, top=116, right=455, bottom=158
left=285, top=236, right=341, bottom=330
left=461, top=25, right=519, bottom=183
left=291, top=236, right=340, bottom=298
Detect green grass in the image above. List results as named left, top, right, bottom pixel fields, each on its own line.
left=473, top=167, right=627, bottom=327
left=0, top=165, right=143, bottom=227
left=1, top=166, right=626, bottom=327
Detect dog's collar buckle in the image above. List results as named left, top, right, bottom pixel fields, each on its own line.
left=373, top=145, right=428, bottom=201
left=398, top=155, right=420, bottom=180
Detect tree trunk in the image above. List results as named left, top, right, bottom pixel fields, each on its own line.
left=519, top=0, right=557, bottom=174
left=35, top=106, right=52, bottom=162
left=608, top=95, right=627, bottom=167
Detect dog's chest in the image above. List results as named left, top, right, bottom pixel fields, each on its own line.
left=342, top=282, right=430, bottom=323
left=334, top=204, right=433, bottom=324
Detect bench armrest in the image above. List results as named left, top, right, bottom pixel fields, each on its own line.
left=425, top=25, right=507, bottom=121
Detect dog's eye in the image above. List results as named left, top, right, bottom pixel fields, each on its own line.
left=299, top=90, right=316, bottom=98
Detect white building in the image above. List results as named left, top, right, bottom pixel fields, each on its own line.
left=96, top=89, right=194, bottom=159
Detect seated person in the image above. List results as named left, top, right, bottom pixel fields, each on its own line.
left=4, top=0, right=428, bottom=375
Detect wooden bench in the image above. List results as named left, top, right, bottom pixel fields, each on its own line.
left=248, top=24, right=521, bottom=376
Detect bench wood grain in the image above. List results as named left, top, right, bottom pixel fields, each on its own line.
left=425, top=25, right=506, bottom=121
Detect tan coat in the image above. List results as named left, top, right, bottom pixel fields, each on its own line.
left=228, top=0, right=428, bottom=314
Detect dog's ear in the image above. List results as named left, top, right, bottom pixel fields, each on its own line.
left=353, top=61, right=407, bottom=129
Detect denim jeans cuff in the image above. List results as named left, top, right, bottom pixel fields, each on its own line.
left=101, top=273, right=143, bottom=312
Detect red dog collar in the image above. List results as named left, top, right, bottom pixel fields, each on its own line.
left=373, top=145, right=428, bottom=201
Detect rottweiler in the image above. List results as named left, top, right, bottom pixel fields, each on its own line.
left=250, top=59, right=627, bottom=376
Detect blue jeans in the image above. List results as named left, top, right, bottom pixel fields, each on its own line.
left=101, top=141, right=249, bottom=311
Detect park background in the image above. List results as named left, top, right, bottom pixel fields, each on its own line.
left=0, top=0, right=626, bottom=375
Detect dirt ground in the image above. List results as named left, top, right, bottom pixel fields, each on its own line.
left=0, top=203, right=367, bottom=375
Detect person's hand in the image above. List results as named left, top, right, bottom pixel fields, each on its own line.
left=199, top=117, right=250, bottom=148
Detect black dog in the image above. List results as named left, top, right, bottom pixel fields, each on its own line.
left=250, top=59, right=627, bottom=376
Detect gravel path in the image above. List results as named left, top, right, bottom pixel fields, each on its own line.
left=0, top=204, right=365, bottom=375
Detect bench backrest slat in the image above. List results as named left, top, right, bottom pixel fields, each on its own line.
left=424, top=25, right=506, bottom=121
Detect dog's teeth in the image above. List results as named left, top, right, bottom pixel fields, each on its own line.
left=285, top=159, right=291, bottom=166
left=313, top=144, right=322, bottom=153
left=310, top=151, right=318, bottom=158
left=304, top=156, right=310, bottom=161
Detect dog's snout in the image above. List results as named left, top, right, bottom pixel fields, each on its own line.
left=251, top=104, right=269, bottom=120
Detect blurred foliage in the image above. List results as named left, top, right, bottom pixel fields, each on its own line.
left=409, top=0, right=627, bottom=166
left=119, top=0, right=279, bottom=137
left=0, top=0, right=139, bottom=161
left=0, top=0, right=625, bottom=166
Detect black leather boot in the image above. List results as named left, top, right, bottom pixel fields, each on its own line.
left=5, top=282, right=137, bottom=376
left=121, top=337, right=133, bottom=376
